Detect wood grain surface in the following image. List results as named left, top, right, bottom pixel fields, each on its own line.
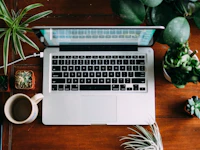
left=1, top=1, right=200, bottom=150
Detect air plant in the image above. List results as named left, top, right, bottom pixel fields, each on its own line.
left=0, top=0, right=52, bottom=74
left=120, top=122, right=163, bottom=150
left=185, top=96, right=200, bottom=119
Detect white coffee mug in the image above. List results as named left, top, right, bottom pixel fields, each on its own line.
left=4, top=93, right=44, bottom=124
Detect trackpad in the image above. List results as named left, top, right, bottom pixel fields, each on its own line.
left=81, top=95, right=117, bottom=123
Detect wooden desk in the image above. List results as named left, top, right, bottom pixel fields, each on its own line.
left=1, top=1, right=200, bottom=150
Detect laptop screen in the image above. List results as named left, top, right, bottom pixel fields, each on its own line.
left=33, top=27, right=164, bottom=47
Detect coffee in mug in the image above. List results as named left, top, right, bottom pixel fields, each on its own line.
left=4, top=93, right=44, bottom=124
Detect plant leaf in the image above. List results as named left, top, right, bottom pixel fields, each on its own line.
left=0, top=0, right=11, bottom=18
left=163, top=17, right=190, bottom=46
left=3, top=29, right=11, bottom=75
left=16, top=3, right=43, bottom=24
left=20, top=10, right=52, bottom=26
left=13, top=29, right=25, bottom=59
left=0, top=14, right=13, bottom=26
left=193, top=10, right=200, bottom=29
left=140, top=0, right=163, bottom=7
left=17, top=31, right=39, bottom=51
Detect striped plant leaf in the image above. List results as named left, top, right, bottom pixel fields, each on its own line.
left=0, top=0, right=11, bottom=18
left=18, top=27, right=33, bottom=32
left=17, top=31, right=39, bottom=51
left=0, top=31, right=6, bottom=39
left=0, top=14, right=13, bottom=26
left=20, top=10, right=52, bottom=26
left=13, top=29, right=25, bottom=59
left=16, top=3, right=43, bottom=24
left=3, top=29, right=11, bottom=75
left=0, top=28, right=6, bottom=32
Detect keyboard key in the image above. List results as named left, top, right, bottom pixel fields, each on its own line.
left=62, top=66, right=67, bottom=71
left=59, top=60, right=64, bottom=65
left=130, top=60, right=135, bottom=64
left=52, top=60, right=58, bottom=65
left=65, top=85, right=70, bottom=91
left=140, top=87, right=146, bottom=91
left=73, top=78, right=78, bottom=83
left=94, top=66, right=99, bottom=71
left=119, top=78, right=124, bottom=83
left=128, top=72, right=133, bottom=77
left=132, top=79, right=145, bottom=83
left=75, top=66, right=80, bottom=71
left=58, top=85, right=64, bottom=91
left=80, top=85, right=111, bottom=90
left=103, top=72, right=108, bottom=77
left=120, top=66, right=125, bottom=71
left=99, top=78, right=104, bottom=83
left=106, top=78, right=111, bottom=83
left=93, top=78, right=98, bottom=83
left=86, top=79, right=92, bottom=83
left=114, top=66, right=119, bottom=71
left=123, top=60, right=128, bottom=64
left=109, top=72, right=114, bottom=77
left=135, top=72, right=145, bottom=77
left=101, top=66, right=106, bottom=71
left=67, top=79, right=72, bottom=83
left=70, top=72, right=75, bottom=77
left=125, top=78, right=131, bottom=83
left=52, top=79, right=65, bottom=83
left=133, top=85, right=139, bottom=90
left=115, top=72, right=120, bottom=77
left=64, top=72, right=69, bottom=77
left=112, top=78, right=117, bottom=83
left=69, top=66, right=74, bottom=71
left=122, top=72, right=127, bottom=77
left=80, top=78, right=85, bottom=83
left=136, top=60, right=145, bottom=65
left=76, top=72, right=82, bottom=77
left=81, top=66, right=86, bottom=71
left=107, top=66, right=112, bottom=71
left=52, top=56, right=58, bottom=59
left=52, top=85, right=57, bottom=91
left=133, top=66, right=138, bottom=71
left=91, top=60, right=96, bottom=65
left=83, top=72, right=89, bottom=77
left=52, top=66, right=61, bottom=71
left=90, top=72, right=95, bottom=77
left=96, top=72, right=101, bottom=77
left=72, top=85, right=78, bottom=91
left=98, top=60, right=103, bottom=64
left=120, top=84, right=126, bottom=91
left=140, top=66, right=145, bottom=71
left=112, top=85, right=119, bottom=91
left=127, top=66, right=132, bottom=71
left=52, top=72, right=62, bottom=77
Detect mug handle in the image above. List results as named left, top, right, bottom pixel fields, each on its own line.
left=31, top=93, right=44, bottom=104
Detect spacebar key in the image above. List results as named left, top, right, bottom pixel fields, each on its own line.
left=80, top=85, right=111, bottom=90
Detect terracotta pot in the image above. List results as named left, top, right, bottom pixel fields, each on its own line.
left=15, top=70, right=35, bottom=90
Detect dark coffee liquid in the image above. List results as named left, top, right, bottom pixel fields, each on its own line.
left=12, top=98, right=32, bottom=121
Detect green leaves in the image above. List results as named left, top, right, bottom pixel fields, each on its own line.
left=3, top=29, right=11, bottom=75
left=140, top=0, right=163, bottom=7
left=0, top=0, right=52, bottom=74
left=163, top=17, right=190, bottom=47
left=111, top=0, right=145, bottom=25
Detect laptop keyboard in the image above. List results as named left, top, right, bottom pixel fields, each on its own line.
left=51, top=55, right=147, bottom=92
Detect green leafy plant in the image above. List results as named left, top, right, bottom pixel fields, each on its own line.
left=0, top=0, right=52, bottom=74
left=15, top=70, right=35, bottom=89
left=185, top=96, right=200, bottom=118
left=0, top=75, right=8, bottom=91
left=111, top=0, right=200, bottom=46
left=120, top=122, right=163, bottom=150
left=163, top=42, right=200, bottom=88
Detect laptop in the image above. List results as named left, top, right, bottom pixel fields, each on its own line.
left=32, top=26, right=164, bottom=125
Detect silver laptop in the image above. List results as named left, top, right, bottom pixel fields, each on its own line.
left=33, top=26, right=164, bottom=125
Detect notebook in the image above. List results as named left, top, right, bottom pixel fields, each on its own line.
left=32, top=26, right=164, bottom=125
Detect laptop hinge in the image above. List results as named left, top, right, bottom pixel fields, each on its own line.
left=59, top=45, right=137, bottom=51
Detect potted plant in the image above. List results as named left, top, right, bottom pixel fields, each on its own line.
left=0, top=75, right=9, bottom=92
left=15, top=70, right=35, bottom=90
left=185, top=96, right=200, bottom=119
left=111, top=0, right=200, bottom=88
left=120, top=122, right=163, bottom=150
left=0, top=0, right=52, bottom=74
left=163, top=42, right=200, bottom=88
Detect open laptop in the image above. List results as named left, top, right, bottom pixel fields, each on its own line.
left=33, top=26, right=164, bottom=125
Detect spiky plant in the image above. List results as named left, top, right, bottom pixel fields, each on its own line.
left=0, top=0, right=52, bottom=74
left=120, top=123, right=163, bottom=150
left=0, top=75, right=8, bottom=90
left=185, top=96, right=200, bottom=119
left=15, top=70, right=34, bottom=89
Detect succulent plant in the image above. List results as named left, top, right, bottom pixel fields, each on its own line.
left=185, top=96, right=200, bottom=118
left=120, top=122, right=163, bottom=150
left=15, top=70, right=34, bottom=89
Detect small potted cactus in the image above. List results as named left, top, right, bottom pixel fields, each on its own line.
left=0, top=75, right=10, bottom=92
left=184, top=96, right=200, bottom=119
left=15, top=70, right=35, bottom=90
